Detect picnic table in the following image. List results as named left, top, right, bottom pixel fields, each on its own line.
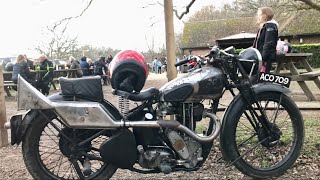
left=2, top=69, right=80, bottom=97
left=273, top=53, right=320, bottom=101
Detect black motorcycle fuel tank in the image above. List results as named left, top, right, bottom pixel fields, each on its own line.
left=160, top=66, right=225, bottom=102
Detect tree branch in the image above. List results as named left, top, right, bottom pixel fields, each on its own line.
left=51, top=0, right=94, bottom=30
left=174, top=0, right=197, bottom=20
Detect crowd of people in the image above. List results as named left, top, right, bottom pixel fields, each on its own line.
left=8, top=53, right=114, bottom=96
left=152, top=57, right=167, bottom=74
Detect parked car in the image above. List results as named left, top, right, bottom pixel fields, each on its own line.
left=52, top=59, right=67, bottom=70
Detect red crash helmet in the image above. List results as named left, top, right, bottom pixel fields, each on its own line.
left=109, top=50, right=149, bottom=92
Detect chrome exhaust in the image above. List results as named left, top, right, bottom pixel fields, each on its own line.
left=125, top=112, right=221, bottom=143
left=176, top=112, right=221, bottom=143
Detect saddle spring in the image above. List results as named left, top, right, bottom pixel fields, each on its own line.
left=118, top=96, right=130, bottom=117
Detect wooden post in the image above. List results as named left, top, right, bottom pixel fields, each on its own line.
left=0, top=65, right=8, bottom=147
left=164, top=0, right=177, bottom=81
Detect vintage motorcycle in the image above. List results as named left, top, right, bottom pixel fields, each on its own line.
left=7, top=47, right=304, bottom=179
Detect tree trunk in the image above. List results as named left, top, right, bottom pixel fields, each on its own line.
left=0, top=65, right=8, bottom=147
left=164, top=0, right=177, bottom=81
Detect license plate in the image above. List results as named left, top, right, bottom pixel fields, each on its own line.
left=258, top=73, right=291, bottom=87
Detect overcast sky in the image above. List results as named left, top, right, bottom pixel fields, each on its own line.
left=0, top=0, right=233, bottom=58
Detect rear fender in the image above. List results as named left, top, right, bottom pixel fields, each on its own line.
left=10, top=110, right=56, bottom=145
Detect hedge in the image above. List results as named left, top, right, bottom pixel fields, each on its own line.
left=234, top=44, right=320, bottom=68
left=292, top=44, right=320, bottom=68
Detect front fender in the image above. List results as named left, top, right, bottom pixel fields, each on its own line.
left=10, top=109, right=56, bottom=145
left=252, top=82, right=291, bottom=94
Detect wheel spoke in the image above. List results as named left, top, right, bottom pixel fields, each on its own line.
left=233, top=94, right=299, bottom=172
left=237, top=133, right=258, bottom=148
left=71, top=159, right=85, bottom=179
left=29, top=114, right=115, bottom=179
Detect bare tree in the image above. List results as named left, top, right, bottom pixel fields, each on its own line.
left=173, top=0, right=197, bottom=20
left=235, top=0, right=289, bottom=15
left=235, top=0, right=320, bottom=13
left=142, top=0, right=198, bottom=20
left=145, top=35, right=157, bottom=62
left=187, top=4, right=244, bottom=22
left=35, top=0, right=94, bottom=59
left=35, top=26, right=78, bottom=60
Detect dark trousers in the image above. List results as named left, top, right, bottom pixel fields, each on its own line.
left=37, top=81, right=51, bottom=95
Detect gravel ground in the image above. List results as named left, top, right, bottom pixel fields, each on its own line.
left=0, top=73, right=319, bottom=179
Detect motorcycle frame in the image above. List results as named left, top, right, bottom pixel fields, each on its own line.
left=13, top=75, right=221, bottom=144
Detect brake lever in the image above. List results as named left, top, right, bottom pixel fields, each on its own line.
left=220, top=50, right=235, bottom=57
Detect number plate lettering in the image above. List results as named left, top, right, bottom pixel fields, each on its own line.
left=258, top=73, right=291, bottom=87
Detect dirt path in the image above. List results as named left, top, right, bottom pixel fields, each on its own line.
left=1, top=72, right=319, bottom=179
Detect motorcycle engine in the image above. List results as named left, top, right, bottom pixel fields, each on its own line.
left=137, top=146, right=174, bottom=174
left=137, top=132, right=202, bottom=173
left=167, top=130, right=202, bottom=169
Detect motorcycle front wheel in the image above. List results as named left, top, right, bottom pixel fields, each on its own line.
left=220, top=92, right=304, bottom=178
left=22, top=110, right=117, bottom=180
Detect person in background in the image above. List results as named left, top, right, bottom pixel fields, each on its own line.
left=107, top=54, right=113, bottom=64
left=164, top=58, right=167, bottom=72
left=12, top=54, right=33, bottom=85
left=80, top=56, right=90, bottom=76
left=94, top=57, right=109, bottom=84
left=23, top=54, right=34, bottom=70
left=69, top=56, right=83, bottom=78
left=156, top=59, right=162, bottom=74
left=36, top=54, right=54, bottom=95
left=86, top=58, right=94, bottom=75
left=152, top=58, right=158, bottom=74
left=253, top=6, right=279, bottom=73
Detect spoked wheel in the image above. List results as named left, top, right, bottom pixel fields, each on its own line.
left=220, top=92, right=304, bottom=178
left=22, top=111, right=117, bottom=180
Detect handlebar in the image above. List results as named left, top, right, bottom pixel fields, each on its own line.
left=175, top=46, right=236, bottom=67
left=174, top=58, right=190, bottom=67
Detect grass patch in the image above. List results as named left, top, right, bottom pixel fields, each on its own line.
left=301, top=118, right=320, bottom=156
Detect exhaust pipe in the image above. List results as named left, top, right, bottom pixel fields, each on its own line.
left=126, top=112, right=221, bottom=143
left=177, top=112, right=221, bottom=143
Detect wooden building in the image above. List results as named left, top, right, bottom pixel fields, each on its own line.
left=181, top=10, right=320, bottom=56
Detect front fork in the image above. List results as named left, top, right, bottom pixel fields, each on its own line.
left=230, top=81, right=280, bottom=137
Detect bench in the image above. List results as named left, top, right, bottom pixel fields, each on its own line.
left=3, top=81, right=17, bottom=97
left=299, top=70, right=320, bottom=77
left=289, top=70, right=320, bottom=81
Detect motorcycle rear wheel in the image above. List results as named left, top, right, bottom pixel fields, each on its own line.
left=22, top=111, right=117, bottom=180
left=220, top=92, right=304, bottom=178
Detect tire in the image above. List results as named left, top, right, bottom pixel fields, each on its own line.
left=220, top=92, right=304, bottom=178
left=22, top=111, right=117, bottom=180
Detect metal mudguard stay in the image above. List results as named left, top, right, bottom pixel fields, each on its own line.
left=219, top=82, right=290, bottom=160
left=10, top=109, right=56, bottom=145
